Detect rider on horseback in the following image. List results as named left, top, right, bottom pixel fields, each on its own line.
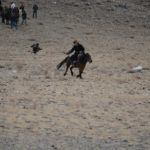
left=57, top=41, right=92, bottom=78
left=66, top=40, right=85, bottom=66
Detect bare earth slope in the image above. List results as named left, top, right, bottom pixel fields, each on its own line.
left=0, top=0, right=150, bottom=149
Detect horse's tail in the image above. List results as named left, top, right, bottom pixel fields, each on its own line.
left=57, top=56, right=69, bottom=70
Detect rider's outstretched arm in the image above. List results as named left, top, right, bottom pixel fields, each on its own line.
left=66, top=46, right=75, bottom=55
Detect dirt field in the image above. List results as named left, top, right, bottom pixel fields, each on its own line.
left=0, top=0, right=150, bottom=149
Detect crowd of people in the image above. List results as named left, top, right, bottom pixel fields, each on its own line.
left=0, top=1, right=38, bottom=30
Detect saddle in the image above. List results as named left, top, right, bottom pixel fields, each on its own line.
left=72, top=53, right=85, bottom=67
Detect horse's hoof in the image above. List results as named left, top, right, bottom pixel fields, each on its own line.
left=64, top=73, right=66, bottom=76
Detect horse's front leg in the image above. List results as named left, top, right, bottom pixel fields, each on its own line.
left=70, top=66, right=74, bottom=76
left=64, top=66, right=69, bottom=76
left=77, top=64, right=86, bottom=79
left=64, top=63, right=71, bottom=76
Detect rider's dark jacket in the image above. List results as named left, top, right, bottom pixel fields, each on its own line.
left=67, top=43, right=85, bottom=56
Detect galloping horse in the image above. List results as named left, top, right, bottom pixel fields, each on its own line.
left=57, top=53, right=92, bottom=79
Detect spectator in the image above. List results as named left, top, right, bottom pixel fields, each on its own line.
left=5, top=6, right=10, bottom=24
left=1, top=6, right=5, bottom=23
left=11, top=14, right=18, bottom=29
left=12, top=7, right=19, bottom=24
left=8, top=5, right=12, bottom=17
left=21, top=10, right=27, bottom=25
left=0, top=3, right=3, bottom=16
left=20, top=2, right=24, bottom=13
left=11, top=2, right=15, bottom=10
left=33, top=3, right=38, bottom=18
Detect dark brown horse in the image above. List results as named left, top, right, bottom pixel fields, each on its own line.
left=57, top=53, right=92, bottom=78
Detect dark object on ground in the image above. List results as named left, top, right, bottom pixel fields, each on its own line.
left=31, top=43, right=42, bottom=54
left=118, top=4, right=127, bottom=9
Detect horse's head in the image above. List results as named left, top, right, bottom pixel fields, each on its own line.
left=85, top=53, right=92, bottom=63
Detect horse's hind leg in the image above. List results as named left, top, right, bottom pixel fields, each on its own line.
left=70, top=66, right=74, bottom=76
left=77, top=71, right=83, bottom=79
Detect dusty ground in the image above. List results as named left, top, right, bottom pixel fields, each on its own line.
left=0, top=0, right=150, bottom=149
